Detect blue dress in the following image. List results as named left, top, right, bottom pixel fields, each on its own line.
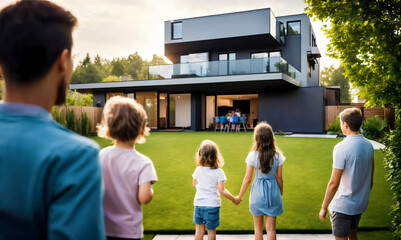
left=246, top=151, right=285, bottom=217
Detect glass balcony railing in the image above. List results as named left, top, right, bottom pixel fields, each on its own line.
left=148, top=57, right=301, bottom=82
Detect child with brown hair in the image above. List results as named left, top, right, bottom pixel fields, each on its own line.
left=238, top=122, right=285, bottom=240
left=192, top=140, right=241, bottom=240
left=97, top=96, right=157, bottom=240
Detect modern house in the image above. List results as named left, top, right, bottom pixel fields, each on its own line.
left=71, top=8, right=338, bottom=133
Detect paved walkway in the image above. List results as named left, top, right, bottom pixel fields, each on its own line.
left=154, top=234, right=333, bottom=240
left=285, top=134, right=338, bottom=139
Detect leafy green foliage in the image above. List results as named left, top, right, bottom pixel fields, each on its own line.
left=320, top=65, right=351, bottom=103
left=102, top=75, right=120, bottom=82
left=71, top=52, right=166, bottom=84
left=361, top=115, right=388, bottom=141
left=51, top=106, right=65, bottom=125
left=327, top=116, right=341, bottom=134
left=81, top=112, right=91, bottom=136
left=384, top=120, right=401, bottom=239
left=305, top=0, right=401, bottom=109
left=66, top=90, right=93, bottom=106
left=52, top=107, right=91, bottom=136
left=65, top=109, right=75, bottom=132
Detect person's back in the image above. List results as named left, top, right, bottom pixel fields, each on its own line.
left=0, top=1, right=105, bottom=239
left=97, top=96, right=157, bottom=240
left=330, top=134, right=374, bottom=214
left=0, top=105, right=104, bottom=239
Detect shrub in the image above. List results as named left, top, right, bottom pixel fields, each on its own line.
left=81, top=112, right=91, bottom=136
left=384, top=117, right=401, bottom=239
left=65, top=109, right=75, bottom=132
left=327, top=116, right=341, bottom=134
left=51, top=106, right=65, bottom=125
left=361, top=115, right=388, bottom=141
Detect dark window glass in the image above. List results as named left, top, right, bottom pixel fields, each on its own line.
left=172, top=22, right=182, bottom=39
left=287, top=21, right=300, bottom=35
left=279, top=22, right=286, bottom=45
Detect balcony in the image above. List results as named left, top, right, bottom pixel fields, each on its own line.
left=148, top=57, right=301, bottom=82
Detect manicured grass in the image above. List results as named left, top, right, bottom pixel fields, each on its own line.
left=91, top=132, right=392, bottom=233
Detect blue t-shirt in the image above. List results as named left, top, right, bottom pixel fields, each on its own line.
left=0, top=103, right=105, bottom=240
left=329, top=134, right=374, bottom=215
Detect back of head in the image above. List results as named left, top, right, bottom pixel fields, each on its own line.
left=196, top=140, right=224, bottom=169
left=253, top=122, right=278, bottom=173
left=97, top=96, right=149, bottom=142
left=0, top=0, right=77, bottom=84
left=339, top=107, right=363, bottom=132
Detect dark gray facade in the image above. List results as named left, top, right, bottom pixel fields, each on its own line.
left=259, top=87, right=325, bottom=133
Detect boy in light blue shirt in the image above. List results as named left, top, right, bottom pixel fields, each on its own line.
left=0, top=1, right=105, bottom=239
left=319, top=108, right=374, bottom=240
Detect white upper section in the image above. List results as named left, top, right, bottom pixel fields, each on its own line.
left=165, top=9, right=276, bottom=44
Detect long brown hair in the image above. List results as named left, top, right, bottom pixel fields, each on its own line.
left=252, top=122, right=280, bottom=173
left=196, top=140, right=224, bottom=169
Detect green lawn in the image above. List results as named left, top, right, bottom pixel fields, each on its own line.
left=91, top=132, right=393, bottom=236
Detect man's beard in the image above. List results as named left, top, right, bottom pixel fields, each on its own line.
left=55, top=76, right=67, bottom=106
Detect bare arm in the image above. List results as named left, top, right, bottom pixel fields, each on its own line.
left=238, top=165, right=254, bottom=199
left=276, top=165, right=283, bottom=195
left=193, top=179, right=198, bottom=188
left=371, top=157, right=375, bottom=190
left=218, top=181, right=240, bottom=204
left=138, top=182, right=153, bottom=205
left=319, top=168, right=343, bottom=220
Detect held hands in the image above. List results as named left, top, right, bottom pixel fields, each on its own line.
left=319, top=208, right=327, bottom=221
left=232, top=196, right=242, bottom=205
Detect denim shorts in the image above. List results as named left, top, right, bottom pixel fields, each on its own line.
left=193, top=206, right=220, bottom=230
left=330, top=211, right=362, bottom=238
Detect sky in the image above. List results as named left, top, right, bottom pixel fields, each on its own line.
left=0, top=0, right=340, bottom=69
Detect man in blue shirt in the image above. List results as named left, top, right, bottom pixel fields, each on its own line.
left=319, top=108, right=374, bottom=240
left=0, top=1, right=105, bottom=239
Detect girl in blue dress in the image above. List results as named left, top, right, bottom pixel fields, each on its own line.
left=238, top=122, right=285, bottom=240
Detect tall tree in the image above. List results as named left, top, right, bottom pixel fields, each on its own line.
left=305, top=0, right=401, bottom=109
left=320, top=65, right=351, bottom=103
left=110, top=59, right=125, bottom=77
left=125, top=52, right=143, bottom=79
left=71, top=53, right=102, bottom=84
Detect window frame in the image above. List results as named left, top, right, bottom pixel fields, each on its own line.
left=171, top=21, right=183, bottom=40
left=287, top=20, right=301, bottom=35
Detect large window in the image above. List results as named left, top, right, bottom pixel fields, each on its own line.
left=169, top=94, right=191, bottom=128
left=136, top=92, right=158, bottom=129
left=172, top=22, right=182, bottom=39
left=287, top=21, right=300, bottom=35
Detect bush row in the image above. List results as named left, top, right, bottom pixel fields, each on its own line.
left=52, top=107, right=92, bottom=136
left=327, top=115, right=388, bottom=141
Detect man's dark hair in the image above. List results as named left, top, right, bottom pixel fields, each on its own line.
left=340, top=107, right=363, bottom=132
left=0, top=0, right=77, bottom=84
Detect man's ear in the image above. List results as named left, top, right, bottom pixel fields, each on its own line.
left=57, top=49, right=70, bottom=73
left=0, top=64, right=3, bottom=77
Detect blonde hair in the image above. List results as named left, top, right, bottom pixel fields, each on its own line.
left=196, top=140, right=224, bottom=169
left=252, top=122, right=281, bottom=173
left=97, top=96, right=149, bottom=143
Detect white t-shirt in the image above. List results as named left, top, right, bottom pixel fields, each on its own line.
left=192, top=166, right=227, bottom=207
